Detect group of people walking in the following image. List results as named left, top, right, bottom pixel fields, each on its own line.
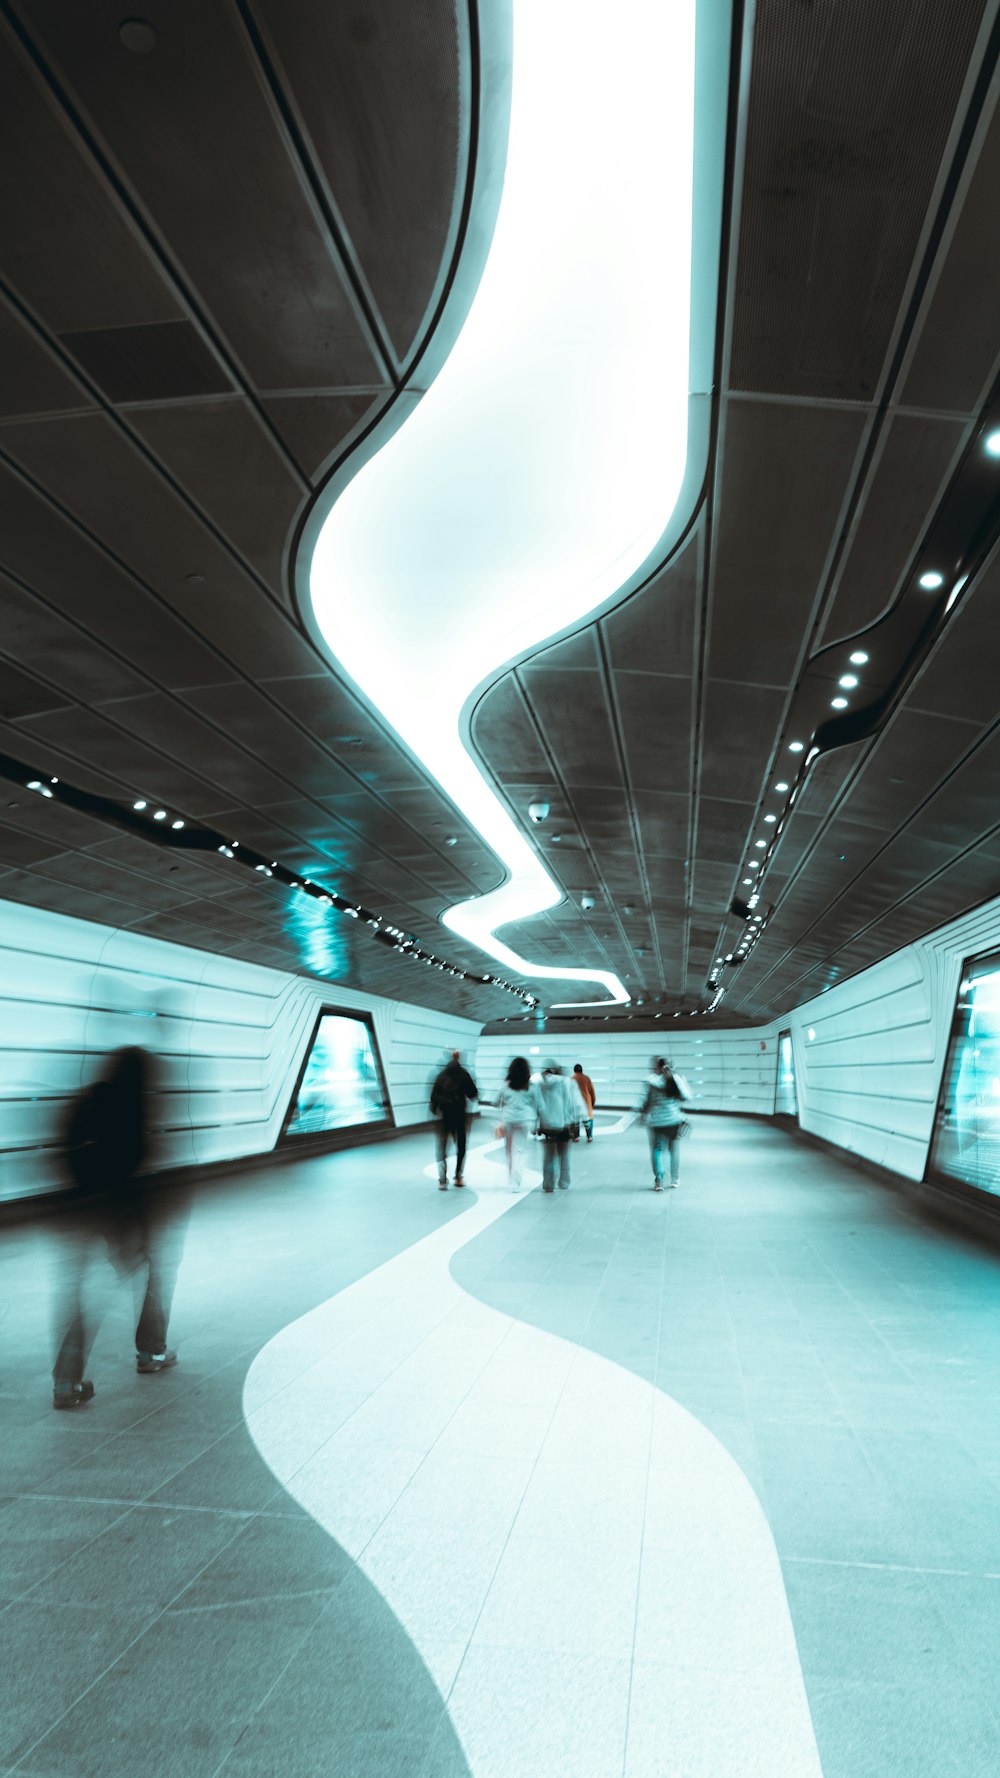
left=430, top=1050, right=689, bottom=1194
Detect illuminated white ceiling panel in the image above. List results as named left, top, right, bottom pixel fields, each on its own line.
left=308, top=0, right=700, bottom=1008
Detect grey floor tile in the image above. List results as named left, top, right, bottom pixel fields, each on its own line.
left=806, top=1677, right=1000, bottom=1778
left=0, top=1495, right=127, bottom=1598
left=0, top=1599, right=154, bottom=1767
left=783, top=1562, right=961, bottom=1683
left=15, top=1594, right=329, bottom=1778
left=27, top=1501, right=246, bottom=1609
left=172, top=1509, right=355, bottom=1608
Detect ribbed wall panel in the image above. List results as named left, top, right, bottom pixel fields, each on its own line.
left=474, top=1029, right=779, bottom=1116
left=0, top=896, right=479, bottom=1202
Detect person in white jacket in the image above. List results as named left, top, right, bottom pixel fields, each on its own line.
left=495, top=1055, right=537, bottom=1192
left=636, top=1056, right=691, bottom=1190
left=533, top=1060, right=586, bottom=1192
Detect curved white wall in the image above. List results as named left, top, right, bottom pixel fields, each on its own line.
left=0, top=896, right=480, bottom=1203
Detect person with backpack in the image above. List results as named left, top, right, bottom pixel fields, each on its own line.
left=430, top=1049, right=478, bottom=1188
left=636, top=1056, right=691, bottom=1191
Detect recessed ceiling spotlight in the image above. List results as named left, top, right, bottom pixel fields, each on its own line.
left=831, top=695, right=848, bottom=709
left=742, top=876, right=752, bottom=884
left=918, top=570, right=944, bottom=590
left=444, top=835, right=458, bottom=847
left=848, top=651, right=868, bottom=666
left=774, top=781, right=789, bottom=794
left=764, top=814, right=776, bottom=824
left=171, top=819, right=184, bottom=830
left=26, top=779, right=54, bottom=798
left=218, top=845, right=234, bottom=858
left=754, top=839, right=766, bottom=849
left=119, top=18, right=158, bottom=54
left=838, top=673, right=859, bottom=689
left=788, top=740, right=804, bottom=753
left=985, top=429, right=1000, bottom=457
left=153, top=809, right=167, bottom=821
left=133, top=799, right=147, bottom=811
left=747, top=861, right=758, bottom=871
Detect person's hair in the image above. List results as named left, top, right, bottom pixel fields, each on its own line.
left=506, top=1056, right=531, bottom=1091
left=574, top=1063, right=583, bottom=1072
left=543, top=1058, right=562, bottom=1074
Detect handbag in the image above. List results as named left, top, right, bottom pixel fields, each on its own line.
left=677, top=1118, right=692, bottom=1141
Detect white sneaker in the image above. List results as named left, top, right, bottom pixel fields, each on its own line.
left=438, top=1179, right=448, bottom=1190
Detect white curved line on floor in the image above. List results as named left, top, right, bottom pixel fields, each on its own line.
left=243, top=1141, right=824, bottom=1777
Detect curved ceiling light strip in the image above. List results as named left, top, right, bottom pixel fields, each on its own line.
left=305, top=0, right=704, bottom=1010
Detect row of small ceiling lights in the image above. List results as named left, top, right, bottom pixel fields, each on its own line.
left=709, top=429, right=1000, bottom=1012
left=20, top=774, right=538, bottom=1010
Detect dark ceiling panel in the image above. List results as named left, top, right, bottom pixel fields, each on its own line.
left=818, top=411, right=968, bottom=645
left=0, top=660, right=72, bottom=722
left=59, top=320, right=231, bottom=404
left=471, top=677, right=550, bottom=785
left=729, top=0, right=989, bottom=399
left=250, top=0, right=465, bottom=367
left=262, top=392, right=384, bottom=486
left=16, top=704, right=233, bottom=817
left=709, top=400, right=866, bottom=685
left=14, top=0, right=383, bottom=389
left=616, top=674, right=693, bottom=792
left=603, top=528, right=701, bottom=673
left=0, top=570, right=149, bottom=707
left=0, top=21, right=181, bottom=333
left=0, top=302, right=91, bottom=419
left=519, top=665, right=622, bottom=792
left=902, top=86, right=1000, bottom=412
left=129, top=398, right=305, bottom=593
left=698, top=681, right=786, bottom=803
left=0, top=409, right=299, bottom=623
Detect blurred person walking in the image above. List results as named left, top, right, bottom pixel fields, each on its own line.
left=637, top=1056, right=691, bottom=1191
left=495, top=1056, right=537, bottom=1192
left=53, top=1044, right=183, bottom=1409
left=573, top=1062, right=597, bottom=1142
left=430, top=1049, right=478, bottom=1189
left=534, top=1060, right=586, bottom=1192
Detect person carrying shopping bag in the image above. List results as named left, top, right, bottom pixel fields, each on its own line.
left=495, top=1056, right=537, bottom=1192
left=637, top=1056, right=692, bottom=1191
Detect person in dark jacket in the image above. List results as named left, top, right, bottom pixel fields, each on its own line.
left=430, top=1050, right=478, bottom=1189
left=53, top=1044, right=182, bottom=1408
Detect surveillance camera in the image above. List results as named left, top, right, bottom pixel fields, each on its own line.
left=580, top=894, right=595, bottom=911
left=528, top=801, right=550, bottom=824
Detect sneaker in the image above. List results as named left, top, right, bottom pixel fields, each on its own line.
left=53, top=1380, right=95, bottom=1410
left=542, top=1184, right=554, bottom=1193
left=668, top=1181, right=679, bottom=1189
left=454, top=1177, right=465, bottom=1188
left=438, top=1179, right=448, bottom=1190
left=653, top=1182, right=663, bottom=1192
left=136, top=1351, right=177, bottom=1374
left=558, top=1182, right=569, bottom=1190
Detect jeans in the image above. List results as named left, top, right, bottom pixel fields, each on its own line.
left=648, top=1125, right=681, bottom=1185
left=436, top=1117, right=467, bottom=1181
left=504, top=1124, right=528, bottom=1191
left=582, top=1118, right=594, bottom=1142
left=541, top=1137, right=571, bottom=1190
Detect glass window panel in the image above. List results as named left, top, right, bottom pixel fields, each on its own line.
left=930, top=960, right=1000, bottom=1200
left=283, top=1013, right=389, bottom=1138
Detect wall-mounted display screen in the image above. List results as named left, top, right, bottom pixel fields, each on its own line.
left=283, top=1011, right=390, bottom=1139
left=775, top=1030, right=797, bottom=1119
left=930, top=957, right=1000, bottom=1199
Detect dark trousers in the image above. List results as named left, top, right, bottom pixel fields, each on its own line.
left=53, top=1190, right=185, bottom=1385
left=436, top=1116, right=468, bottom=1180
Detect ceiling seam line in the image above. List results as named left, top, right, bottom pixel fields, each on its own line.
left=593, top=624, right=667, bottom=997
left=0, top=450, right=503, bottom=893
left=734, top=705, right=1000, bottom=1010
left=0, top=1, right=320, bottom=490
left=229, top=0, right=400, bottom=390
left=512, top=668, right=640, bottom=992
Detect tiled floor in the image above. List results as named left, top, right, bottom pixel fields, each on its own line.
left=2, top=1116, right=1000, bottom=1776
